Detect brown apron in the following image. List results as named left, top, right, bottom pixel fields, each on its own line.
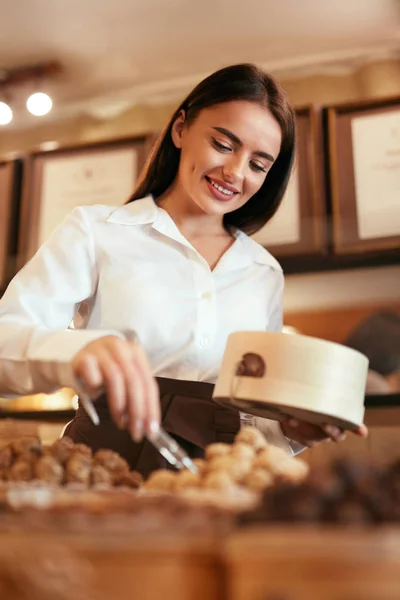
left=63, top=377, right=240, bottom=478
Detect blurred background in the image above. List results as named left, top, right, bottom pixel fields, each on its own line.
left=0, top=0, right=399, bottom=422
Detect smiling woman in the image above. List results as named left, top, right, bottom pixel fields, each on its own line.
left=0, top=63, right=364, bottom=479
left=170, top=101, right=282, bottom=218
left=130, top=63, right=295, bottom=236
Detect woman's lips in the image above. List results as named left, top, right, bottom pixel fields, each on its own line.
left=205, top=176, right=239, bottom=202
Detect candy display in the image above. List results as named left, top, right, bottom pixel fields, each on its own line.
left=0, top=436, right=143, bottom=490
left=238, top=458, right=400, bottom=526
left=144, top=426, right=309, bottom=494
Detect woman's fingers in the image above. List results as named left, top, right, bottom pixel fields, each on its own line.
left=106, top=338, right=156, bottom=441
left=125, top=362, right=146, bottom=442
left=73, top=353, right=102, bottom=391
left=107, top=339, right=142, bottom=436
left=95, top=348, right=127, bottom=425
left=355, top=424, right=369, bottom=438
left=321, top=423, right=347, bottom=443
left=132, top=343, right=161, bottom=435
left=110, top=338, right=161, bottom=439
left=72, top=335, right=161, bottom=442
left=282, top=418, right=349, bottom=447
left=284, top=418, right=328, bottom=446
left=73, top=348, right=127, bottom=427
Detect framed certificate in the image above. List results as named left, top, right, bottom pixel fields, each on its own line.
left=18, top=137, right=147, bottom=265
left=252, top=106, right=327, bottom=257
left=0, top=160, right=22, bottom=288
left=327, top=97, right=400, bottom=254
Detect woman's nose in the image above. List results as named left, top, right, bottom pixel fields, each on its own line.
left=222, top=156, right=246, bottom=184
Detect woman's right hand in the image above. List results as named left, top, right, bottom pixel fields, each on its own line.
left=71, top=335, right=160, bottom=442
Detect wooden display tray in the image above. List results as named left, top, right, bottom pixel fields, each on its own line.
left=225, top=525, right=400, bottom=600
left=1, top=502, right=400, bottom=599
left=0, top=529, right=224, bottom=600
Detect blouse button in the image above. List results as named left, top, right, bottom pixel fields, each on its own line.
left=199, top=335, right=208, bottom=347
left=201, top=292, right=212, bottom=300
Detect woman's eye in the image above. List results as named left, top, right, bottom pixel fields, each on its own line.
left=250, top=161, right=267, bottom=173
left=212, top=138, right=231, bottom=152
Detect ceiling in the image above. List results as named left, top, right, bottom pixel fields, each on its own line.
left=1, top=0, right=399, bottom=128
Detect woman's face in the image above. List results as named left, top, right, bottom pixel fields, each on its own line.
left=171, top=100, right=282, bottom=217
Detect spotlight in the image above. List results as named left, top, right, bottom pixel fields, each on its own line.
left=27, top=92, right=52, bottom=116
left=0, top=101, right=13, bottom=125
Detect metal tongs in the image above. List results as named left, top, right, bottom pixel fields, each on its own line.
left=77, top=383, right=198, bottom=473
left=74, top=331, right=198, bottom=473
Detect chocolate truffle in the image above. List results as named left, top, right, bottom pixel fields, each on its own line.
left=244, top=468, right=274, bottom=492
left=253, top=445, right=290, bottom=470
left=235, top=426, right=267, bottom=451
left=93, top=449, right=129, bottom=474
left=145, top=470, right=177, bottom=491
left=192, top=458, right=207, bottom=474
left=71, top=443, right=92, bottom=457
left=34, top=455, right=64, bottom=485
left=0, top=446, right=13, bottom=469
left=205, top=443, right=231, bottom=461
left=11, top=436, right=41, bottom=457
left=113, top=471, right=143, bottom=489
left=48, top=439, right=74, bottom=464
left=91, top=464, right=113, bottom=487
left=9, top=458, right=34, bottom=482
left=236, top=353, right=266, bottom=378
left=202, top=471, right=235, bottom=492
left=231, top=442, right=255, bottom=462
left=272, top=458, right=310, bottom=483
left=174, top=470, right=201, bottom=491
left=66, top=453, right=92, bottom=486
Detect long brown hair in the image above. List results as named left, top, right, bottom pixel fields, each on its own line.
left=128, top=63, right=296, bottom=235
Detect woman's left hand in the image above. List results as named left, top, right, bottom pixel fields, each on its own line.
left=280, top=418, right=368, bottom=448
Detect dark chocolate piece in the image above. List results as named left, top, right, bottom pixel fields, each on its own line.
left=236, top=353, right=266, bottom=378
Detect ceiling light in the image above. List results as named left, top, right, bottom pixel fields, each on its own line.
left=27, top=92, right=53, bottom=116
left=0, top=101, right=13, bottom=125
left=39, top=140, right=59, bottom=151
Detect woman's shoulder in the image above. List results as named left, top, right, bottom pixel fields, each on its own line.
left=69, top=196, right=154, bottom=227
left=236, top=230, right=283, bottom=273
left=67, top=203, right=119, bottom=222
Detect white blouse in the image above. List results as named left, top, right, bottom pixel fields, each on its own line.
left=0, top=196, right=300, bottom=453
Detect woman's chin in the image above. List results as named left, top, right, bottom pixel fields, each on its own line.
left=198, top=193, right=239, bottom=216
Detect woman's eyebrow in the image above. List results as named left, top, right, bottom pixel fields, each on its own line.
left=212, top=126, right=275, bottom=162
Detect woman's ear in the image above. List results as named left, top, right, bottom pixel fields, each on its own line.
left=171, top=110, right=186, bottom=149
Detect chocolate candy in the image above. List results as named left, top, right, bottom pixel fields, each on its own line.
left=236, top=353, right=266, bottom=378
left=238, top=457, right=400, bottom=526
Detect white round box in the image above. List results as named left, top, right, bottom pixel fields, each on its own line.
left=213, top=331, right=369, bottom=430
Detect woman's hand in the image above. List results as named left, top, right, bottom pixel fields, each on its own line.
left=72, top=335, right=160, bottom=442
left=280, top=418, right=368, bottom=448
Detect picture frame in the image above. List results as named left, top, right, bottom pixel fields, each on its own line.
left=0, top=159, right=22, bottom=288
left=18, top=136, right=147, bottom=266
left=327, top=97, right=400, bottom=254
left=252, top=106, right=327, bottom=258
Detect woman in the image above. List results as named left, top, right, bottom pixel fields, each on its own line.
left=0, top=64, right=367, bottom=477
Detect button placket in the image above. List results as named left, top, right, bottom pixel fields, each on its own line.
left=199, top=336, right=207, bottom=347
left=201, top=291, right=212, bottom=301
left=192, top=261, right=216, bottom=353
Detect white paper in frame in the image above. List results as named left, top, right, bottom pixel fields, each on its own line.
left=351, top=109, right=400, bottom=240
left=38, top=147, right=138, bottom=245
left=251, top=166, right=300, bottom=247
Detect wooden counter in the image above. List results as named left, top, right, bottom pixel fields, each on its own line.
left=225, top=525, right=400, bottom=600
left=0, top=529, right=225, bottom=600
left=2, top=523, right=400, bottom=600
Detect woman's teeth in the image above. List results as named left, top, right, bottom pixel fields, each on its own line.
left=209, top=180, right=234, bottom=195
